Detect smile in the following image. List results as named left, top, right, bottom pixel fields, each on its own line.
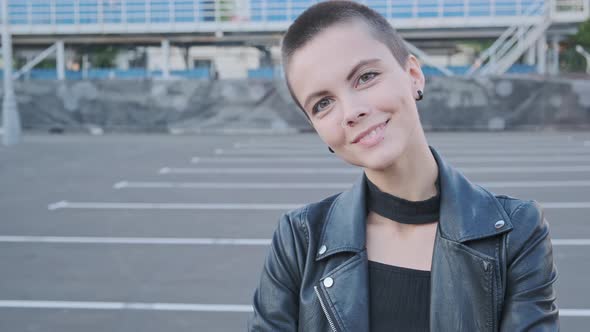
left=352, top=119, right=390, bottom=146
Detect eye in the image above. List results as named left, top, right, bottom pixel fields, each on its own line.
left=357, top=72, right=379, bottom=86
left=312, top=97, right=333, bottom=114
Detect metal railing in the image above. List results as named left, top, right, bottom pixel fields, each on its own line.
left=0, top=0, right=587, bottom=36
left=7, top=0, right=550, bottom=23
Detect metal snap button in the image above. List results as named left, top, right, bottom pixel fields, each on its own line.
left=494, top=220, right=505, bottom=229
left=323, top=277, right=334, bottom=288
left=318, top=245, right=327, bottom=255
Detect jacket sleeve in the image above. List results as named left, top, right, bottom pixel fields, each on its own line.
left=500, top=201, right=559, bottom=331
left=248, top=212, right=307, bottom=331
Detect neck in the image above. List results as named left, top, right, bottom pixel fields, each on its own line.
left=364, top=134, right=438, bottom=202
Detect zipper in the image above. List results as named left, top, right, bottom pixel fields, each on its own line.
left=314, top=285, right=339, bottom=332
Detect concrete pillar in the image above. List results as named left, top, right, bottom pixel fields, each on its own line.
left=525, top=45, right=535, bottom=65
left=1, top=0, right=21, bottom=146
left=56, top=40, right=65, bottom=80
left=550, top=36, right=560, bottom=76
left=82, top=54, right=89, bottom=79
left=536, top=33, right=547, bottom=75
left=161, top=39, right=170, bottom=79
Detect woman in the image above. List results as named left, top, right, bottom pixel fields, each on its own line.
left=248, top=1, right=558, bottom=331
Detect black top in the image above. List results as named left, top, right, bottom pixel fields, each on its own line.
left=365, top=172, right=440, bottom=331
left=368, top=261, right=431, bottom=332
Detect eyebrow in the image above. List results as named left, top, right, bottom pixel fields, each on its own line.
left=303, top=58, right=382, bottom=110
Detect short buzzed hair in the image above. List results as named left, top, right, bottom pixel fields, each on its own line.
left=281, top=0, right=410, bottom=116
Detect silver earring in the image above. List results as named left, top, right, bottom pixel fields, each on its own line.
left=416, top=90, right=423, bottom=101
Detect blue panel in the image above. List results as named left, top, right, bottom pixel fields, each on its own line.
left=392, top=2, right=413, bottom=19
left=172, top=68, right=210, bottom=79
left=29, top=69, right=58, bottom=80
left=200, top=0, right=215, bottom=22
left=8, top=2, right=27, bottom=24
left=79, top=0, right=98, bottom=24
left=520, top=0, right=544, bottom=15
left=103, top=1, right=122, bottom=23
left=150, top=0, right=171, bottom=22
left=495, top=1, right=517, bottom=15
left=117, top=68, right=149, bottom=78
left=418, top=1, right=440, bottom=18
left=443, top=0, right=465, bottom=17
left=506, top=64, right=535, bottom=73
left=55, top=0, right=75, bottom=24
left=174, top=0, right=196, bottom=22
left=30, top=0, right=52, bottom=24
left=127, top=1, right=147, bottom=23
left=469, top=0, right=492, bottom=16
left=249, top=0, right=316, bottom=22
left=248, top=67, right=274, bottom=79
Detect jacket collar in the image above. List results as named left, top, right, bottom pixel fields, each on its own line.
left=316, top=146, right=513, bottom=261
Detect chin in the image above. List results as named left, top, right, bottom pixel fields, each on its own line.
left=363, top=138, right=409, bottom=169
left=360, top=156, right=398, bottom=172
left=344, top=146, right=401, bottom=171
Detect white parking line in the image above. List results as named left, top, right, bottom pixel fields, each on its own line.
left=113, top=180, right=590, bottom=190
left=114, top=181, right=351, bottom=189
left=159, top=167, right=359, bottom=174
left=192, top=156, right=339, bottom=163
left=481, top=180, right=590, bottom=188
left=233, top=142, right=586, bottom=149
left=0, top=300, right=252, bottom=312
left=46, top=200, right=590, bottom=211
left=0, top=236, right=271, bottom=245
left=214, top=147, right=590, bottom=156
left=242, top=136, right=583, bottom=146
left=560, top=309, right=590, bottom=316
left=0, top=302, right=586, bottom=315
left=160, top=166, right=590, bottom=175
left=192, top=156, right=590, bottom=164
left=540, top=202, right=590, bottom=209
left=551, top=239, right=590, bottom=246
left=47, top=201, right=302, bottom=211
left=0, top=236, right=584, bottom=246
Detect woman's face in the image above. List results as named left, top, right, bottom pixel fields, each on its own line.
left=287, top=21, right=425, bottom=171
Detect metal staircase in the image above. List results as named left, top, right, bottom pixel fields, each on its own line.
left=467, top=0, right=552, bottom=76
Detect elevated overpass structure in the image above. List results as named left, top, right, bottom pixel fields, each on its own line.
left=2, top=0, right=587, bottom=37
left=1, top=0, right=589, bottom=76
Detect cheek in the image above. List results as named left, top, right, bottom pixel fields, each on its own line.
left=370, top=80, right=414, bottom=116
left=313, top=120, right=345, bottom=148
left=365, top=81, right=402, bottom=109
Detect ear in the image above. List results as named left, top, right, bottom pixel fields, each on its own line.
left=405, top=54, right=425, bottom=93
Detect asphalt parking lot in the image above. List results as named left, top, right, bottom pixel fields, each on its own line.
left=1, top=131, right=590, bottom=331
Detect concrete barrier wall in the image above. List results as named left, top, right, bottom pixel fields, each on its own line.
left=1, top=76, right=589, bottom=133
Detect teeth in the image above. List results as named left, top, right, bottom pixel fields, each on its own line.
left=357, top=122, right=387, bottom=143
left=361, top=128, right=378, bottom=142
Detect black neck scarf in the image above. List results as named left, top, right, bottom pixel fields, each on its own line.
left=365, top=173, right=441, bottom=224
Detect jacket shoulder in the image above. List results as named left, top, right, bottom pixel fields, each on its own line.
left=494, top=194, right=551, bottom=264
left=280, top=193, right=341, bottom=256
left=281, top=193, right=341, bottom=244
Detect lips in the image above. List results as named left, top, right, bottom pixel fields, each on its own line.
left=351, top=119, right=390, bottom=144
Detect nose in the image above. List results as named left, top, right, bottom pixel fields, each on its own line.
left=341, top=105, right=369, bottom=128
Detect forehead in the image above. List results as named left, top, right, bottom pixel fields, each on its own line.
left=287, top=21, right=396, bottom=100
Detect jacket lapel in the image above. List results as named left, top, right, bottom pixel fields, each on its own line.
left=430, top=147, right=512, bottom=331
left=314, top=175, right=369, bottom=332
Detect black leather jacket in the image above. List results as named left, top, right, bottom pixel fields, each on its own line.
left=248, top=148, right=559, bottom=331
